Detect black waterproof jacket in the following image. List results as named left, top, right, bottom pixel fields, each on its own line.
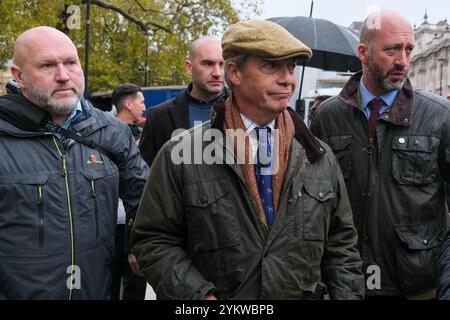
left=0, top=93, right=148, bottom=299
left=310, top=72, right=450, bottom=297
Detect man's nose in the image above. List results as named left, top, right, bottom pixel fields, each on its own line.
left=395, top=50, right=409, bottom=69
left=55, top=63, right=70, bottom=82
left=277, top=66, right=296, bottom=85
left=211, top=64, right=223, bottom=77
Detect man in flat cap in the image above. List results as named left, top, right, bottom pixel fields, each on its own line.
left=131, top=19, right=364, bottom=300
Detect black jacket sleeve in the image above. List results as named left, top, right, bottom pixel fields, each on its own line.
left=438, top=229, right=450, bottom=299
left=139, top=108, right=159, bottom=167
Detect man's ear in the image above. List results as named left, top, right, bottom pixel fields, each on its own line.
left=227, top=62, right=241, bottom=87
left=358, top=43, right=369, bottom=65
left=184, top=59, right=193, bottom=76
left=10, top=65, right=25, bottom=89
left=124, top=99, right=133, bottom=112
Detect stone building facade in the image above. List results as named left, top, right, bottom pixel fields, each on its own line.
left=409, top=14, right=450, bottom=97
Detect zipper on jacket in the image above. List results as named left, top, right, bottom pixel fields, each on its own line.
left=366, top=136, right=376, bottom=192
left=52, top=136, right=75, bottom=300
left=367, top=138, right=375, bottom=157
left=361, top=136, right=376, bottom=254
left=90, top=180, right=99, bottom=239
left=37, top=184, right=44, bottom=247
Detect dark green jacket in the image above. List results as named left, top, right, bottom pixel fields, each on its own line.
left=310, top=72, right=450, bottom=297
left=131, top=99, right=364, bottom=300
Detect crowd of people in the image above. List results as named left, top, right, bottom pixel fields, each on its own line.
left=0, top=8, right=450, bottom=300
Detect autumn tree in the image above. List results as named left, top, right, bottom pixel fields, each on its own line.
left=0, top=0, right=262, bottom=93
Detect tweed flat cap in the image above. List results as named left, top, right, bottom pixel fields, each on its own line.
left=222, top=19, right=312, bottom=62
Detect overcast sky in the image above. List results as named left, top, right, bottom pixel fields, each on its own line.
left=258, top=0, right=447, bottom=28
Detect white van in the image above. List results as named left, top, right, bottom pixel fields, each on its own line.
left=295, top=87, right=342, bottom=126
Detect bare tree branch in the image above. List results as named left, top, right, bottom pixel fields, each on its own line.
left=90, top=0, right=171, bottom=33
left=133, top=0, right=163, bottom=14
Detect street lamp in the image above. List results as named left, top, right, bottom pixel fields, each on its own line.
left=138, top=65, right=150, bottom=87
left=171, top=66, right=177, bottom=84
left=144, top=37, right=149, bottom=87
left=138, top=34, right=151, bottom=87
left=84, top=0, right=91, bottom=98
left=438, top=55, right=448, bottom=96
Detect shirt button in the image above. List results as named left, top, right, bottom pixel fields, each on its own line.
left=398, top=137, right=406, bottom=144
left=423, top=239, right=428, bottom=245
left=318, top=192, right=324, bottom=199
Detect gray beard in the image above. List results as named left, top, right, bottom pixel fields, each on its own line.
left=24, top=79, right=84, bottom=116
left=36, top=96, right=79, bottom=115
left=366, top=57, right=407, bottom=92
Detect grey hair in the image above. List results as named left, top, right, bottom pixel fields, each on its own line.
left=224, top=53, right=248, bottom=90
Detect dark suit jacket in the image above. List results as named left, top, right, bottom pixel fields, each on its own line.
left=139, top=89, right=190, bottom=166
left=447, top=183, right=450, bottom=210
left=139, top=87, right=229, bottom=166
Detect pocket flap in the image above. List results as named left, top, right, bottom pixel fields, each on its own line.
left=183, top=179, right=229, bottom=207
left=325, top=135, right=352, bottom=151
left=0, top=174, right=50, bottom=185
left=303, top=178, right=335, bottom=202
left=394, top=218, right=443, bottom=250
left=392, top=136, right=434, bottom=153
left=80, top=167, right=118, bottom=181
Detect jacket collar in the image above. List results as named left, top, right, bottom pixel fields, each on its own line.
left=185, top=83, right=228, bottom=105
left=0, top=93, right=51, bottom=132
left=339, top=71, right=414, bottom=127
left=211, top=96, right=326, bottom=164
left=168, top=89, right=190, bottom=129
left=169, top=85, right=230, bottom=129
left=0, top=93, right=93, bottom=133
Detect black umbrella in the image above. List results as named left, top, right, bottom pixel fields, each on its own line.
left=268, top=16, right=362, bottom=72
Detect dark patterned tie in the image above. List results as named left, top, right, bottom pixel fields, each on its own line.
left=368, top=97, right=384, bottom=139
left=254, top=127, right=274, bottom=227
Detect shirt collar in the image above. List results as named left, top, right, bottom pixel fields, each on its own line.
left=240, top=113, right=275, bottom=135
left=60, top=100, right=82, bottom=129
left=359, top=80, right=399, bottom=111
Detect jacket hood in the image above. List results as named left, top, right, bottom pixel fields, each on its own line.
left=0, top=93, right=51, bottom=133
left=0, top=93, right=93, bottom=136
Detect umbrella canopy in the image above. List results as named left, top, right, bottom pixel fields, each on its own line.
left=268, top=16, right=362, bottom=72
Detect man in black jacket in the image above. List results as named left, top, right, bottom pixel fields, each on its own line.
left=139, top=36, right=228, bottom=166
left=310, top=10, right=450, bottom=299
left=110, top=83, right=147, bottom=300
left=0, top=26, right=148, bottom=299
